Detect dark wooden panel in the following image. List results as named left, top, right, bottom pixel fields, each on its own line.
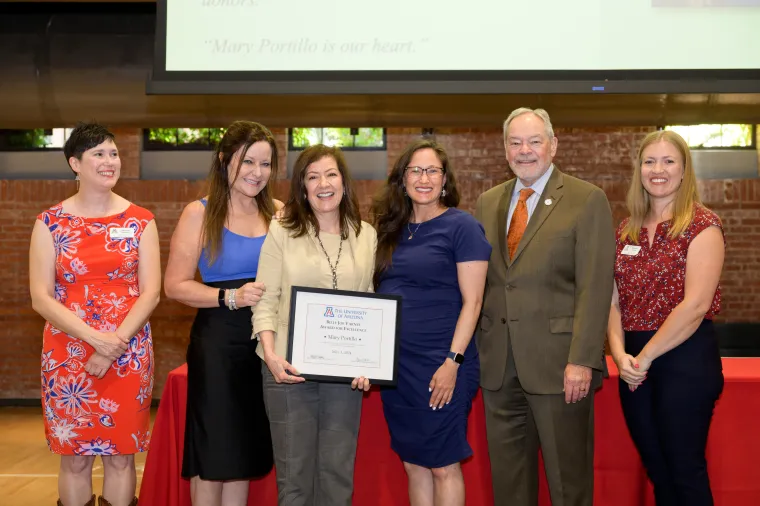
left=2, top=80, right=760, bottom=128
left=1, top=60, right=760, bottom=127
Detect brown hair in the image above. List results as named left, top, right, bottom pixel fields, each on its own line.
left=202, top=120, right=279, bottom=262
left=621, top=129, right=701, bottom=243
left=370, top=139, right=460, bottom=287
left=280, top=144, right=362, bottom=239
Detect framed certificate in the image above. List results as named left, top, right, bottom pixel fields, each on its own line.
left=286, top=286, right=402, bottom=386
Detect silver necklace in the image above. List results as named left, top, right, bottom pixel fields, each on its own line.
left=407, top=221, right=423, bottom=240
left=316, top=233, right=343, bottom=290
left=407, top=207, right=447, bottom=240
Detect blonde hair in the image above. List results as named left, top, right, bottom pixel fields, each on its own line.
left=621, top=130, right=701, bottom=244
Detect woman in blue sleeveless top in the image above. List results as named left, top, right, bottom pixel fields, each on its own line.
left=164, top=121, right=282, bottom=505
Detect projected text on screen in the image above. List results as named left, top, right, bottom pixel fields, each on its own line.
left=165, top=0, right=760, bottom=72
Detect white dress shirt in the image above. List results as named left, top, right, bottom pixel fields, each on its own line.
left=506, top=164, right=555, bottom=231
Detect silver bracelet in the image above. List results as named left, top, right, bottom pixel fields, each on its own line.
left=228, top=288, right=238, bottom=310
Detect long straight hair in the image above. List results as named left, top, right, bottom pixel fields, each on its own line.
left=280, top=144, right=362, bottom=239
left=202, top=121, right=279, bottom=262
left=370, top=139, right=460, bottom=288
left=621, top=129, right=700, bottom=243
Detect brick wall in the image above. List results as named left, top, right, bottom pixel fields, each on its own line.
left=1, top=126, right=758, bottom=398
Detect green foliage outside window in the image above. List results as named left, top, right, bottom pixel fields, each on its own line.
left=6, top=129, right=49, bottom=148
left=354, top=128, right=385, bottom=147
left=290, top=127, right=385, bottom=150
left=290, top=128, right=311, bottom=148
left=0, top=129, right=65, bottom=149
left=664, top=124, right=755, bottom=148
left=146, top=128, right=226, bottom=149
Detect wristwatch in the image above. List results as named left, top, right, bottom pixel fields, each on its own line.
left=447, top=351, right=464, bottom=365
left=218, top=288, right=226, bottom=308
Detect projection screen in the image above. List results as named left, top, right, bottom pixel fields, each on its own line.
left=148, top=0, right=760, bottom=94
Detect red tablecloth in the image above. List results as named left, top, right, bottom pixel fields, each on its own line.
left=139, top=357, right=760, bottom=506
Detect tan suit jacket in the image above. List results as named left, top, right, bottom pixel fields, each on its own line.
left=252, top=219, right=377, bottom=360
left=474, top=168, right=616, bottom=394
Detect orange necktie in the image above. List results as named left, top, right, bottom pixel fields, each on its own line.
left=507, top=188, right=535, bottom=259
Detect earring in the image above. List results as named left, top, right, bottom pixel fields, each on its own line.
left=75, top=174, right=80, bottom=191
left=441, top=189, right=447, bottom=198
left=403, top=187, right=408, bottom=196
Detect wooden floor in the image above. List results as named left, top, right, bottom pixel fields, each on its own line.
left=0, top=407, right=156, bottom=506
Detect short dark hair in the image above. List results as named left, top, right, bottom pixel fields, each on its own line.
left=63, top=123, right=116, bottom=171
left=280, top=144, right=362, bottom=239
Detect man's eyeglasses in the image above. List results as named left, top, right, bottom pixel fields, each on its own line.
left=405, top=166, right=445, bottom=178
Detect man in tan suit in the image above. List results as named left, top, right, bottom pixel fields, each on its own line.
left=474, top=108, right=615, bottom=506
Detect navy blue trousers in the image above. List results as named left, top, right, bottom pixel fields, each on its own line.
left=620, top=320, right=724, bottom=506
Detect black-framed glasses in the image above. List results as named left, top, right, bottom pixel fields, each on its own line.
left=405, top=166, right=445, bottom=178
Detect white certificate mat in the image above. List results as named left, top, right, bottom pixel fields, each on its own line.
left=286, top=286, right=401, bottom=385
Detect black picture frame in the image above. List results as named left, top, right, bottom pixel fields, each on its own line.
left=286, top=286, right=402, bottom=386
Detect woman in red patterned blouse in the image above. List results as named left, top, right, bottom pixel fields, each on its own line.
left=607, top=130, right=725, bottom=506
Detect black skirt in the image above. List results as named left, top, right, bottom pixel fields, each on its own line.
left=181, top=279, right=274, bottom=481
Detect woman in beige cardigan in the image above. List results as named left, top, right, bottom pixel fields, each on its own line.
left=253, top=144, right=377, bottom=506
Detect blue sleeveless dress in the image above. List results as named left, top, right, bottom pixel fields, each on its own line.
left=182, top=200, right=273, bottom=480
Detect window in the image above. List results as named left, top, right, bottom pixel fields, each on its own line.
left=143, top=128, right=225, bottom=150
left=0, top=128, right=74, bottom=151
left=289, top=128, right=386, bottom=150
left=663, top=124, right=756, bottom=149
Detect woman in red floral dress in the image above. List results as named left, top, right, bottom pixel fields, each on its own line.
left=29, top=123, right=161, bottom=506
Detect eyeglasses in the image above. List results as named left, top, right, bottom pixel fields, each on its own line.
left=405, top=166, right=445, bottom=178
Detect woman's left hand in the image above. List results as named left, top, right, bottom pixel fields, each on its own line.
left=351, top=376, right=371, bottom=391
left=429, top=360, right=458, bottom=410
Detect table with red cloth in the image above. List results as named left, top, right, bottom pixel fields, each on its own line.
left=139, top=357, right=760, bottom=506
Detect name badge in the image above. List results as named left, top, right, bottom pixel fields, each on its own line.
left=109, top=227, right=135, bottom=239
left=621, top=245, right=641, bottom=256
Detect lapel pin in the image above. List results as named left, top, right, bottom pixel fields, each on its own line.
left=544, top=198, right=553, bottom=206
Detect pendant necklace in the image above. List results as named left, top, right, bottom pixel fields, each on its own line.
left=408, top=207, right=446, bottom=240
left=407, top=221, right=423, bottom=240
left=316, top=233, right=343, bottom=290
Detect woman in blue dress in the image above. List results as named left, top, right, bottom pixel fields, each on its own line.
left=164, top=121, right=281, bottom=506
left=371, top=139, right=491, bottom=506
